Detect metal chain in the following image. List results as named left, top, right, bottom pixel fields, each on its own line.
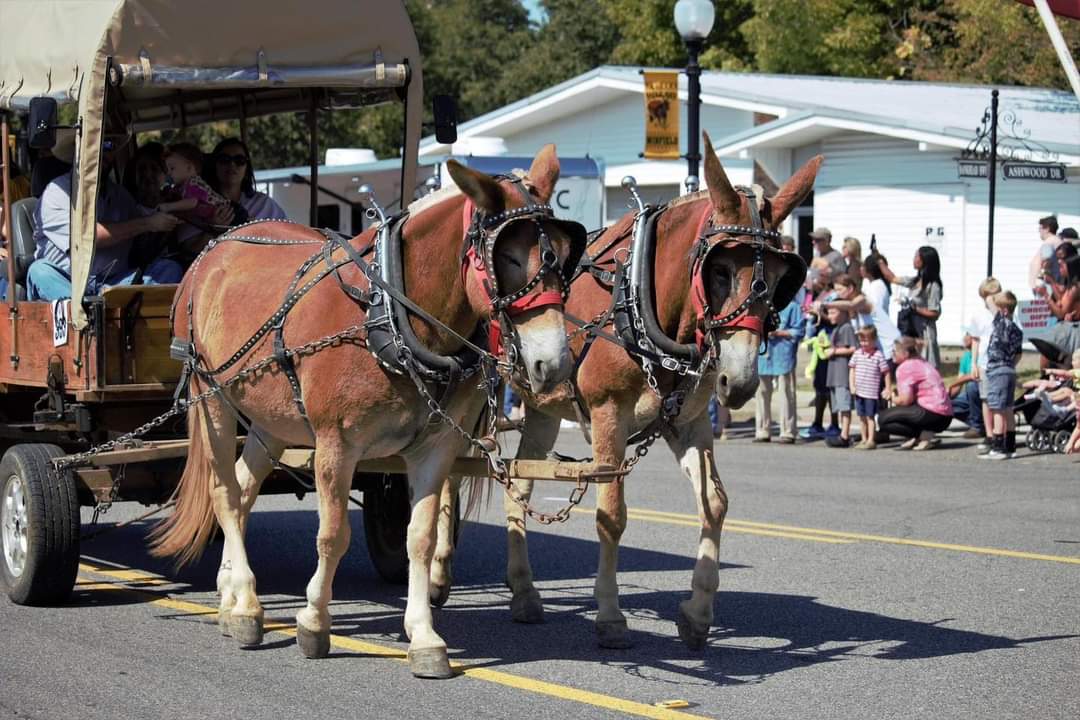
left=397, top=345, right=589, bottom=525
left=55, top=324, right=368, bottom=521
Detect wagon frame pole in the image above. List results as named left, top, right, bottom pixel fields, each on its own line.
left=1, top=112, right=16, bottom=309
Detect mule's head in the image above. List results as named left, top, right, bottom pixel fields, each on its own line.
left=701, top=132, right=822, bottom=407
left=448, top=145, right=583, bottom=393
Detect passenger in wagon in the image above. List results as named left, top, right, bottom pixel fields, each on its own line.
left=174, top=137, right=288, bottom=262
left=26, top=135, right=184, bottom=301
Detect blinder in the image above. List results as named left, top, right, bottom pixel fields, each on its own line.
left=690, top=187, right=807, bottom=340
left=460, top=174, right=587, bottom=354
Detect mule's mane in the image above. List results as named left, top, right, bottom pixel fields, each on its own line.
left=667, top=190, right=710, bottom=209
left=407, top=185, right=463, bottom=215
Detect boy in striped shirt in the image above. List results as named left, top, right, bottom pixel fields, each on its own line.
left=848, top=326, right=894, bottom=449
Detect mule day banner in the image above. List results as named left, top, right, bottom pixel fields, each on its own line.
left=643, top=70, right=680, bottom=159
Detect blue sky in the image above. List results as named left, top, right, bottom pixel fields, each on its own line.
left=522, top=0, right=545, bottom=22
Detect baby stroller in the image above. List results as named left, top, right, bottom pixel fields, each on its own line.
left=1023, top=400, right=1076, bottom=453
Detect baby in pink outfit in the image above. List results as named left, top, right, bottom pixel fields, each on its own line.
left=158, top=142, right=237, bottom=223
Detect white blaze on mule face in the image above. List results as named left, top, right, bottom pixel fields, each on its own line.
left=713, top=330, right=759, bottom=408
left=515, top=306, right=572, bottom=393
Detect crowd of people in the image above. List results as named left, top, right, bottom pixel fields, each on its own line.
left=2, top=130, right=288, bottom=301
left=728, top=223, right=1080, bottom=459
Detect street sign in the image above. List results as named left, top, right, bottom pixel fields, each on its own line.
left=1002, top=161, right=1067, bottom=182
left=957, top=160, right=988, bottom=179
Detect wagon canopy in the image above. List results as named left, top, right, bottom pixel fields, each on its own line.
left=0, top=0, right=423, bottom=327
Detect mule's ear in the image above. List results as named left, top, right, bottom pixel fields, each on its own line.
left=527, top=144, right=561, bottom=203
left=703, top=131, right=740, bottom=217
left=770, top=155, right=823, bottom=225
left=447, top=159, right=505, bottom=214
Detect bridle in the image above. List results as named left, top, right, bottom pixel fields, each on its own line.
left=460, top=174, right=586, bottom=356
left=689, top=186, right=783, bottom=343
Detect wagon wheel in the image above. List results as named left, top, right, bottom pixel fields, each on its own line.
left=363, top=474, right=411, bottom=584
left=1052, top=430, right=1072, bottom=454
left=0, top=444, right=80, bottom=606
left=363, top=474, right=462, bottom=585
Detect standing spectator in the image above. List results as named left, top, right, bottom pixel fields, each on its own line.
left=861, top=254, right=900, bottom=352
left=1060, top=227, right=1078, bottom=246
left=848, top=325, right=893, bottom=449
left=978, top=292, right=1024, bottom=461
left=966, top=277, right=1003, bottom=452
left=824, top=305, right=856, bottom=448
left=1030, top=215, right=1062, bottom=293
left=946, top=332, right=985, bottom=438
left=809, top=227, right=847, bottom=279
left=800, top=266, right=839, bottom=440
left=879, top=337, right=954, bottom=450
left=753, top=296, right=804, bottom=443
left=842, top=236, right=863, bottom=287
left=876, top=246, right=943, bottom=369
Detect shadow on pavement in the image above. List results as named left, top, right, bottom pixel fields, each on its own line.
left=71, top=509, right=1075, bottom=687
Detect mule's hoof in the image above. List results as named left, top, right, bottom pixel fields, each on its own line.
left=229, top=615, right=264, bottom=647
left=676, top=607, right=710, bottom=651
left=510, top=588, right=545, bottom=624
left=429, top=583, right=451, bottom=609
left=218, top=608, right=232, bottom=637
left=296, top=624, right=331, bottom=659
left=596, top=618, right=633, bottom=649
left=408, top=647, right=453, bottom=679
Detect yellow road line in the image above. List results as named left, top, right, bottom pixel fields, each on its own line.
left=75, top=563, right=712, bottom=720
left=622, top=511, right=853, bottom=544
left=603, top=508, right=1080, bottom=565
left=573, top=508, right=853, bottom=544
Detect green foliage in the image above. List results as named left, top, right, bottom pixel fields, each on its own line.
left=901, top=0, right=1080, bottom=88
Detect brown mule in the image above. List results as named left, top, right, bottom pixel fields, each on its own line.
left=435, top=135, right=823, bottom=651
left=148, top=145, right=580, bottom=679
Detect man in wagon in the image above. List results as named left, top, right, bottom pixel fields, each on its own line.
left=26, top=133, right=183, bottom=301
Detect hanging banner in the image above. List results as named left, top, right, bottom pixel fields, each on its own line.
left=643, top=70, right=680, bottom=160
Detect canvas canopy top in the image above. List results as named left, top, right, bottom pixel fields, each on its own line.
left=0, top=0, right=423, bottom=326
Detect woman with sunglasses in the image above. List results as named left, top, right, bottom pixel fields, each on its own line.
left=176, top=138, right=288, bottom=262
left=205, top=138, right=287, bottom=223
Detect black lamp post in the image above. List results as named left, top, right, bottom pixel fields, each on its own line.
left=674, top=0, right=715, bottom=193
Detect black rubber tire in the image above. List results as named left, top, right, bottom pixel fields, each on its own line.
left=1053, top=430, right=1071, bottom=454
left=362, top=476, right=462, bottom=585
left=363, top=475, right=411, bottom=584
left=0, top=444, right=79, bottom=605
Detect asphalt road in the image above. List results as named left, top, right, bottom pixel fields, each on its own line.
left=2, top=424, right=1078, bottom=720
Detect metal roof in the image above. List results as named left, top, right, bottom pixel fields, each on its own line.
left=422, top=65, right=1080, bottom=157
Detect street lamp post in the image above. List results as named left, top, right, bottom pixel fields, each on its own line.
left=674, top=0, right=715, bottom=193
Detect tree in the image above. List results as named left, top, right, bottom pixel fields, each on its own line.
left=901, top=0, right=1080, bottom=90
left=600, top=0, right=753, bottom=70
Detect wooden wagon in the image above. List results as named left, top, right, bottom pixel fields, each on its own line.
left=0, top=0, right=611, bottom=605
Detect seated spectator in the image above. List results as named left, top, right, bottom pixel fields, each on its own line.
left=27, top=136, right=182, bottom=301
left=30, top=129, right=75, bottom=198
left=879, top=337, right=953, bottom=450
left=159, top=142, right=248, bottom=227
left=946, top=333, right=985, bottom=439
left=123, top=141, right=168, bottom=209
left=1046, top=255, right=1080, bottom=322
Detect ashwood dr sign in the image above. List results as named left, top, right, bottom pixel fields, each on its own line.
left=956, top=159, right=1068, bottom=183
left=1002, top=161, right=1066, bottom=182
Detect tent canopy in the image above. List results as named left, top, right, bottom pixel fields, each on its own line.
left=0, top=0, right=423, bottom=325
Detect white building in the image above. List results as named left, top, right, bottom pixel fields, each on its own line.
left=412, top=66, right=1080, bottom=344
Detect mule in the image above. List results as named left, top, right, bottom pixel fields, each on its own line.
left=434, top=136, right=822, bottom=650
left=149, top=146, right=582, bottom=679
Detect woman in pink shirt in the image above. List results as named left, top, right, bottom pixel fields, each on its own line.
left=878, top=337, right=953, bottom=450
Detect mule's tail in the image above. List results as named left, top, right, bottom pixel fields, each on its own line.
left=147, top=402, right=218, bottom=567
